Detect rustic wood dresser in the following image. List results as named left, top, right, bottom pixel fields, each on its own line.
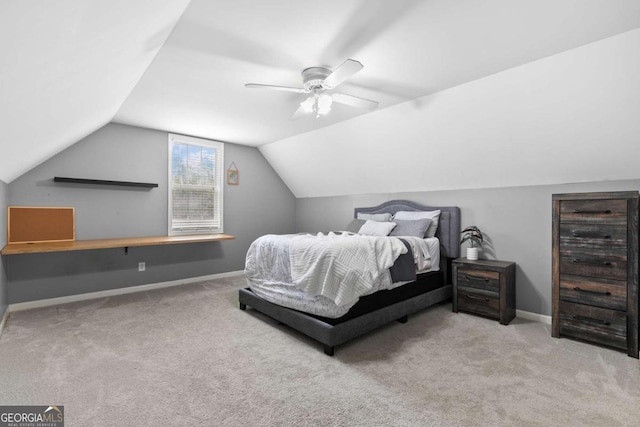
left=552, top=191, right=639, bottom=358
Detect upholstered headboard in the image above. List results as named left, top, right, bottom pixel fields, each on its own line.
left=354, top=200, right=461, bottom=259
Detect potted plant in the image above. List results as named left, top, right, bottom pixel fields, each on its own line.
left=460, top=226, right=483, bottom=260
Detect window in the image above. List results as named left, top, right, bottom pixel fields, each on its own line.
left=168, top=134, right=224, bottom=235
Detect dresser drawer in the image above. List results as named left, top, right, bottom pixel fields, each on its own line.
left=456, top=268, right=499, bottom=293
left=558, top=252, right=627, bottom=281
left=457, top=287, right=499, bottom=319
left=558, top=301, right=627, bottom=350
left=559, top=275, right=627, bottom=311
left=559, top=223, right=627, bottom=250
left=559, top=199, right=628, bottom=224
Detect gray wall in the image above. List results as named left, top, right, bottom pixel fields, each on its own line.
left=295, top=179, right=640, bottom=316
left=0, top=180, right=7, bottom=318
left=6, top=123, right=295, bottom=303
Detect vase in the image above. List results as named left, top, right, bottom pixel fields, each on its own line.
left=467, top=247, right=478, bottom=261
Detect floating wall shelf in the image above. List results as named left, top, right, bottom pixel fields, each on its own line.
left=54, top=177, right=159, bottom=188
left=1, top=234, right=235, bottom=255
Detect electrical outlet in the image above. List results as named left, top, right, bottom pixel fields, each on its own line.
left=138, top=262, right=146, bottom=272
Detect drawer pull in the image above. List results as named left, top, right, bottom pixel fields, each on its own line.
left=465, top=275, right=490, bottom=282
left=572, top=209, right=612, bottom=215
left=573, top=287, right=611, bottom=296
left=571, top=259, right=612, bottom=267
left=465, top=294, right=489, bottom=302
left=571, top=314, right=611, bottom=326
left=571, top=231, right=611, bottom=239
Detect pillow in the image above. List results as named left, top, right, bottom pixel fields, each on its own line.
left=357, top=212, right=392, bottom=222
left=393, top=210, right=441, bottom=238
left=389, top=218, right=432, bottom=238
left=345, top=218, right=366, bottom=233
left=358, top=220, right=397, bottom=236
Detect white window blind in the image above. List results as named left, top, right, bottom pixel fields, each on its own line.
left=168, top=134, right=224, bottom=235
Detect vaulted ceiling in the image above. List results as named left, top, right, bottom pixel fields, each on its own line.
left=2, top=0, right=640, bottom=188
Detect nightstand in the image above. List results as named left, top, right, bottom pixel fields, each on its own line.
left=452, top=258, right=516, bottom=325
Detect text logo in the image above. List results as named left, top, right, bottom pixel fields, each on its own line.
left=0, top=405, right=64, bottom=427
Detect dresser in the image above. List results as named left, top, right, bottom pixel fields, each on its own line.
left=552, top=191, right=639, bottom=358
left=452, top=258, right=516, bottom=325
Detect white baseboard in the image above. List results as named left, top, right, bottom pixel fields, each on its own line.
left=517, top=309, right=552, bottom=325
left=8, top=270, right=245, bottom=313
left=0, top=308, right=8, bottom=338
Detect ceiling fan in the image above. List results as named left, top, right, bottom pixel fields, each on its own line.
left=245, top=59, right=379, bottom=120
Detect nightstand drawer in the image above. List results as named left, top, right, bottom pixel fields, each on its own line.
left=559, top=199, right=627, bottom=224
left=558, top=301, right=627, bottom=350
left=457, top=287, right=499, bottom=319
left=559, top=275, right=627, bottom=311
left=457, top=268, right=499, bottom=293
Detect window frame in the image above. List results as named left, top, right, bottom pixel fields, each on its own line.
left=168, top=133, right=224, bottom=236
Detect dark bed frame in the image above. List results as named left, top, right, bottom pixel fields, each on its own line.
left=239, top=200, right=461, bottom=356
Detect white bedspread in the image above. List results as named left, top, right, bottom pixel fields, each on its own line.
left=244, top=233, right=440, bottom=318
left=289, top=232, right=407, bottom=307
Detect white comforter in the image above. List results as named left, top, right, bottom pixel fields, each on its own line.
left=244, top=232, right=437, bottom=318
left=289, top=232, right=407, bottom=307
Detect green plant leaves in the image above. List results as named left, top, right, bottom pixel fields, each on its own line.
left=460, top=225, right=483, bottom=248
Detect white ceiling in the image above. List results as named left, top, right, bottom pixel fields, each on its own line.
left=2, top=0, right=640, bottom=183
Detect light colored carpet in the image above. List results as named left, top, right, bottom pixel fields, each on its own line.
left=0, top=275, right=638, bottom=426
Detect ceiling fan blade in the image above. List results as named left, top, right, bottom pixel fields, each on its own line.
left=332, top=92, right=379, bottom=110
left=322, top=59, right=363, bottom=89
left=245, top=83, right=307, bottom=94
left=289, top=103, right=308, bottom=121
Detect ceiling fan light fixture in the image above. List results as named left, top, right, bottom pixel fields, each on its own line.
left=300, top=93, right=333, bottom=118
left=316, top=93, right=333, bottom=115
left=300, top=96, right=315, bottom=113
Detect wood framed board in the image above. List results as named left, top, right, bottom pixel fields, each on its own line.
left=8, top=206, right=75, bottom=244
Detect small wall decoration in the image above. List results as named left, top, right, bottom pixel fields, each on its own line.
left=227, top=162, right=239, bottom=185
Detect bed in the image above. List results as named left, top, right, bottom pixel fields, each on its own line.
left=239, top=200, right=461, bottom=355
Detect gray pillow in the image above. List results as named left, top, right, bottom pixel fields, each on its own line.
left=357, top=212, right=392, bottom=222
left=393, top=210, right=441, bottom=238
left=390, top=218, right=433, bottom=238
left=345, top=218, right=366, bottom=233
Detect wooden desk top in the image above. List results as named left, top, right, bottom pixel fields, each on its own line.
left=1, top=234, right=235, bottom=255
